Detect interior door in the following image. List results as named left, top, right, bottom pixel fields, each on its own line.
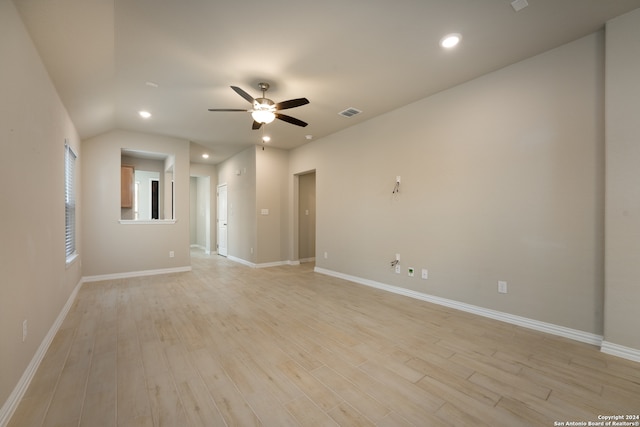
left=217, top=184, right=228, bottom=256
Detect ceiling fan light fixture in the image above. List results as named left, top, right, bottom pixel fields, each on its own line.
left=251, top=109, right=276, bottom=124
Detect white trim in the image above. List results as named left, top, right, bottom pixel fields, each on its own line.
left=65, top=252, right=79, bottom=268
left=82, top=266, right=191, bottom=283
left=314, top=267, right=604, bottom=347
left=0, top=279, right=83, bottom=427
left=190, top=245, right=213, bottom=255
left=226, top=256, right=298, bottom=269
left=601, top=341, right=640, bottom=363
left=255, top=261, right=294, bottom=269
left=227, top=255, right=255, bottom=268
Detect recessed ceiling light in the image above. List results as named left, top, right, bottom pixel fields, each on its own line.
left=145, top=81, right=159, bottom=88
left=262, top=136, right=271, bottom=143
left=511, top=0, right=528, bottom=12
left=305, top=135, right=313, bottom=140
left=202, top=153, right=209, bottom=159
left=138, top=110, right=151, bottom=119
left=440, top=33, right=462, bottom=49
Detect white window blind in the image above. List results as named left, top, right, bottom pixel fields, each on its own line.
left=65, top=143, right=77, bottom=259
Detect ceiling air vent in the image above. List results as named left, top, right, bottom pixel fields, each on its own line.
left=338, top=107, right=362, bottom=118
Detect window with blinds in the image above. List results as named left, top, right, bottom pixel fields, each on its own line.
left=65, top=143, right=77, bottom=261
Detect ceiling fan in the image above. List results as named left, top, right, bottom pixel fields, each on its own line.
left=208, top=82, right=309, bottom=130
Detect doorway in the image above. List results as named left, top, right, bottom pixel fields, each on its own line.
left=189, top=176, right=211, bottom=254
left=217, top=183, right=228, bottom=257
left=151, top=179, right=159, bottom=219
left=298, top=171, right=316, bottom=262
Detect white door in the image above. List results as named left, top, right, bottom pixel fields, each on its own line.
left=217, top=184, right=228, bottom=256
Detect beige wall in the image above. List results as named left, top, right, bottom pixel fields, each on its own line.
left=82, top=130, right=190, bottom=276
left=0, top=0, right=82, bottom=406
left=256, top=146, right=290, bottom=264
left=604, top=8, right=640, bottom=352
left=217, top=146, right=257, bottom=262
left=216, top=145, right=290, bottom=265
left=290, top=32, right=605, bottom=335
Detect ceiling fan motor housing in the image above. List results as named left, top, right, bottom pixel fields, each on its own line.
left=254, top=97, right=275, bottom=109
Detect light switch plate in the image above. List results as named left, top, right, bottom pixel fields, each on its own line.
left=498, top=280, right=508, bottom=294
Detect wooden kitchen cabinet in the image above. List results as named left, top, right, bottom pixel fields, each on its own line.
left=121, top=165, right=134, bottom=208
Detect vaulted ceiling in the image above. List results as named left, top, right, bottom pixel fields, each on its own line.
left=13, top=0, right=640, bottom=164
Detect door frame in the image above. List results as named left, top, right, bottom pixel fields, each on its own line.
left=217, top=183, right=228, bottom=257
left=294, top=170, right=316, bottom=263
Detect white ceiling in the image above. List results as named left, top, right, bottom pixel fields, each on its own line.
left=13, top=0, right=640, bottom=164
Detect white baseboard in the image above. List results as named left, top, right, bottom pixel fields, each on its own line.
left=601, top=341, right=640, bottom=363
left=190, top=244, right=212, bottom=254
left=226, top=255, right=255, bottom=268
left=227, top=255, right=300, bottom=269
left=82, top=266, right=192, bottom=283
left=314, top=267, right=604, bottom=347
left=0, top=279, right=83, bottom=427
left=255, top=261, right=291, bottom=268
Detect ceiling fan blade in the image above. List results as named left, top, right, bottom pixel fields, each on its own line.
left=275, top=113, right=308, bottom=127
left=275, top=98, right=309, bottom=110
left=208, top=108, right=249, bottom=112
left=252, top=120, right=263, bottom=130
left=230, top=86, right=255, bottom=104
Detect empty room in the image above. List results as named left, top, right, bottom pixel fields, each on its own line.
left=1, top=0, right=640, bottom=426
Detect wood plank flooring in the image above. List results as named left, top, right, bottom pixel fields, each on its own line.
left=8, top=251, right=640, bottom=426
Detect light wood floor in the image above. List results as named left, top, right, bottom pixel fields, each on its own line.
left=9, top=251, right=640, bottom=427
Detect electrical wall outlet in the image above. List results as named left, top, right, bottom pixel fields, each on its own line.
left=395, top=265, right=401, bottom=274
left=421, top=269, right=428, bottom=279
left=498, top=280, right=508, bottom=294
left=169, top=251, right=175, bottom=258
